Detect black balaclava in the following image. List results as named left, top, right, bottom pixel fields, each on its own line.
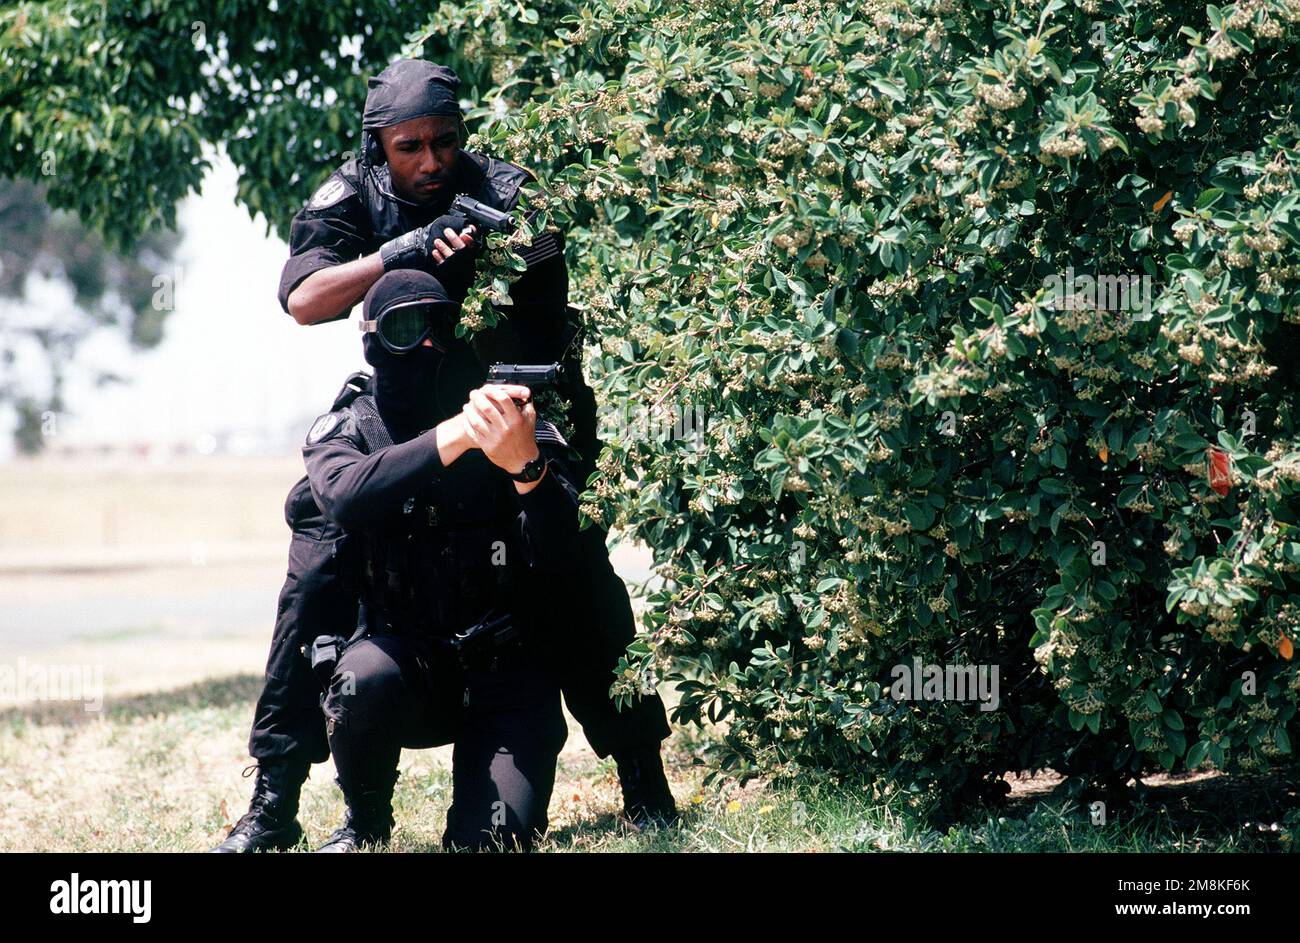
left=362, top=270, right=486, bottom=444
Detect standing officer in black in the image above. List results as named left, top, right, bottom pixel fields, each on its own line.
left=211, top=59, right=674, bottom=853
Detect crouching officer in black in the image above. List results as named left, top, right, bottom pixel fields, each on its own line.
left=211, top=57, right=673, bottom=853
left=307, top=270, right=576, bottom=851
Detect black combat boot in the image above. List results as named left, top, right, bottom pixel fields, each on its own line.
left=614, top=743, right=679, bottom=829
left=209, top=756, right=310, bottom=853
left=314, top=768, right=399, bottom=853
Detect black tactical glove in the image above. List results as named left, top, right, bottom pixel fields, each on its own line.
left=379, top=212, right=475, bottom=272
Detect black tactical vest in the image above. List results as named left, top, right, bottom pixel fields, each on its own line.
left=341, top=395, right=530, bottom=642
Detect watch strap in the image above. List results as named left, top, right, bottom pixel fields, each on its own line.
left=507, top=455, right=548, bottom=483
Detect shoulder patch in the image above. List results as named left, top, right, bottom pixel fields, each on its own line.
left=307, top=175, right=354, bottom=211
left=306, top=412, right=344, bottom=446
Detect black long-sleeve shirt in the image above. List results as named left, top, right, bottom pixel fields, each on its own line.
left=302, top=405, right=582, bottom=572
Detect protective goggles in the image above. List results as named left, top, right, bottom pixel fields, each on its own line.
left=360, top=298, right=459, bottom=354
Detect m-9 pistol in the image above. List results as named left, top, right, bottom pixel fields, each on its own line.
left=486, top=363, right=565, bottom=404
left=449, top=194, right=517, bottom=234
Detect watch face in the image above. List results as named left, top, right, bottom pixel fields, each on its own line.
left=515, top=457, right=546, bottom=482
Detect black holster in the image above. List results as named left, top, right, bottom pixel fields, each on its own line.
left=307, top=634, right=347, bottom=689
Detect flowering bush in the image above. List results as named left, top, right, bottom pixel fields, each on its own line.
left=413, top=0, right=1300, bottom=803
left=17, top=0, right=1299, bottom=805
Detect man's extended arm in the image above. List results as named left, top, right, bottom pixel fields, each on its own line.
left=304, top=381, right=538, bottom=528
left=511, top=442, right=582, bottom=570
left=287, top=225, right=478, bottom=326
left=286, top=252, right=382, bottom=325
left=287, top=253, right=386, bottom=326
left=304, top=413, right=476, bottom=529
left=277, top=165, right=481, bottom=325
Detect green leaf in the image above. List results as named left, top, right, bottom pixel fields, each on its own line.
left=1173, top=432, right=1209, bottom=451
left=903, top=503, right=937, bottom=531
left=1194, top=187, right=1224, bottom=210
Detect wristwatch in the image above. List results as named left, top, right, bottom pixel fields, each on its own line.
left=507, top=455, right=548, bottom=483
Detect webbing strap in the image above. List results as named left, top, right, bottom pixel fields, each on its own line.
left=515, top=230, right=563, bottom=269
left=350, top=394, right=394, bottom=454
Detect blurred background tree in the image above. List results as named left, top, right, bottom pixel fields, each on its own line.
left=0, top=178, right=178, bottom=453
left=0, top=1, right=425, bottom=451
left=0, top=0, right=570, bottom=452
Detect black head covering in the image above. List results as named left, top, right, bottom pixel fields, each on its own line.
left=362, top=270, right=484, bottom=443
left=362, top=59, right=462, bottom=130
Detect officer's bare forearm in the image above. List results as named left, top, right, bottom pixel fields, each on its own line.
left=286, top=254, right=385, bottom=325
left=435, top=414, right=474, bottom=467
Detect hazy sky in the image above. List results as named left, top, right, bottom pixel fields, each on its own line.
left=2, top=149, right=367, bottom=459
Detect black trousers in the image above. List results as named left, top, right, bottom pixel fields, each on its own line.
left=322, top=633, right=567, bottom=851
left=248, top=476, right=670, bottom=765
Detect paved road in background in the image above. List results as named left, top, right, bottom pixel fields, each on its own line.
left=0, top=542, right=657, bottom=645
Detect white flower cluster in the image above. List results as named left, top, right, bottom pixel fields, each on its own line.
left=976, top=79, right=1025, bottom=112
left=1040, top=133, right=1086, bottom=159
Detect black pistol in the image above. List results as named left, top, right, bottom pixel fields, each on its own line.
left=486, top=363, right=565, bottom=405
left=449, top=193, right=517, bottom=234
left=446, top=611, right=518, bottom=671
